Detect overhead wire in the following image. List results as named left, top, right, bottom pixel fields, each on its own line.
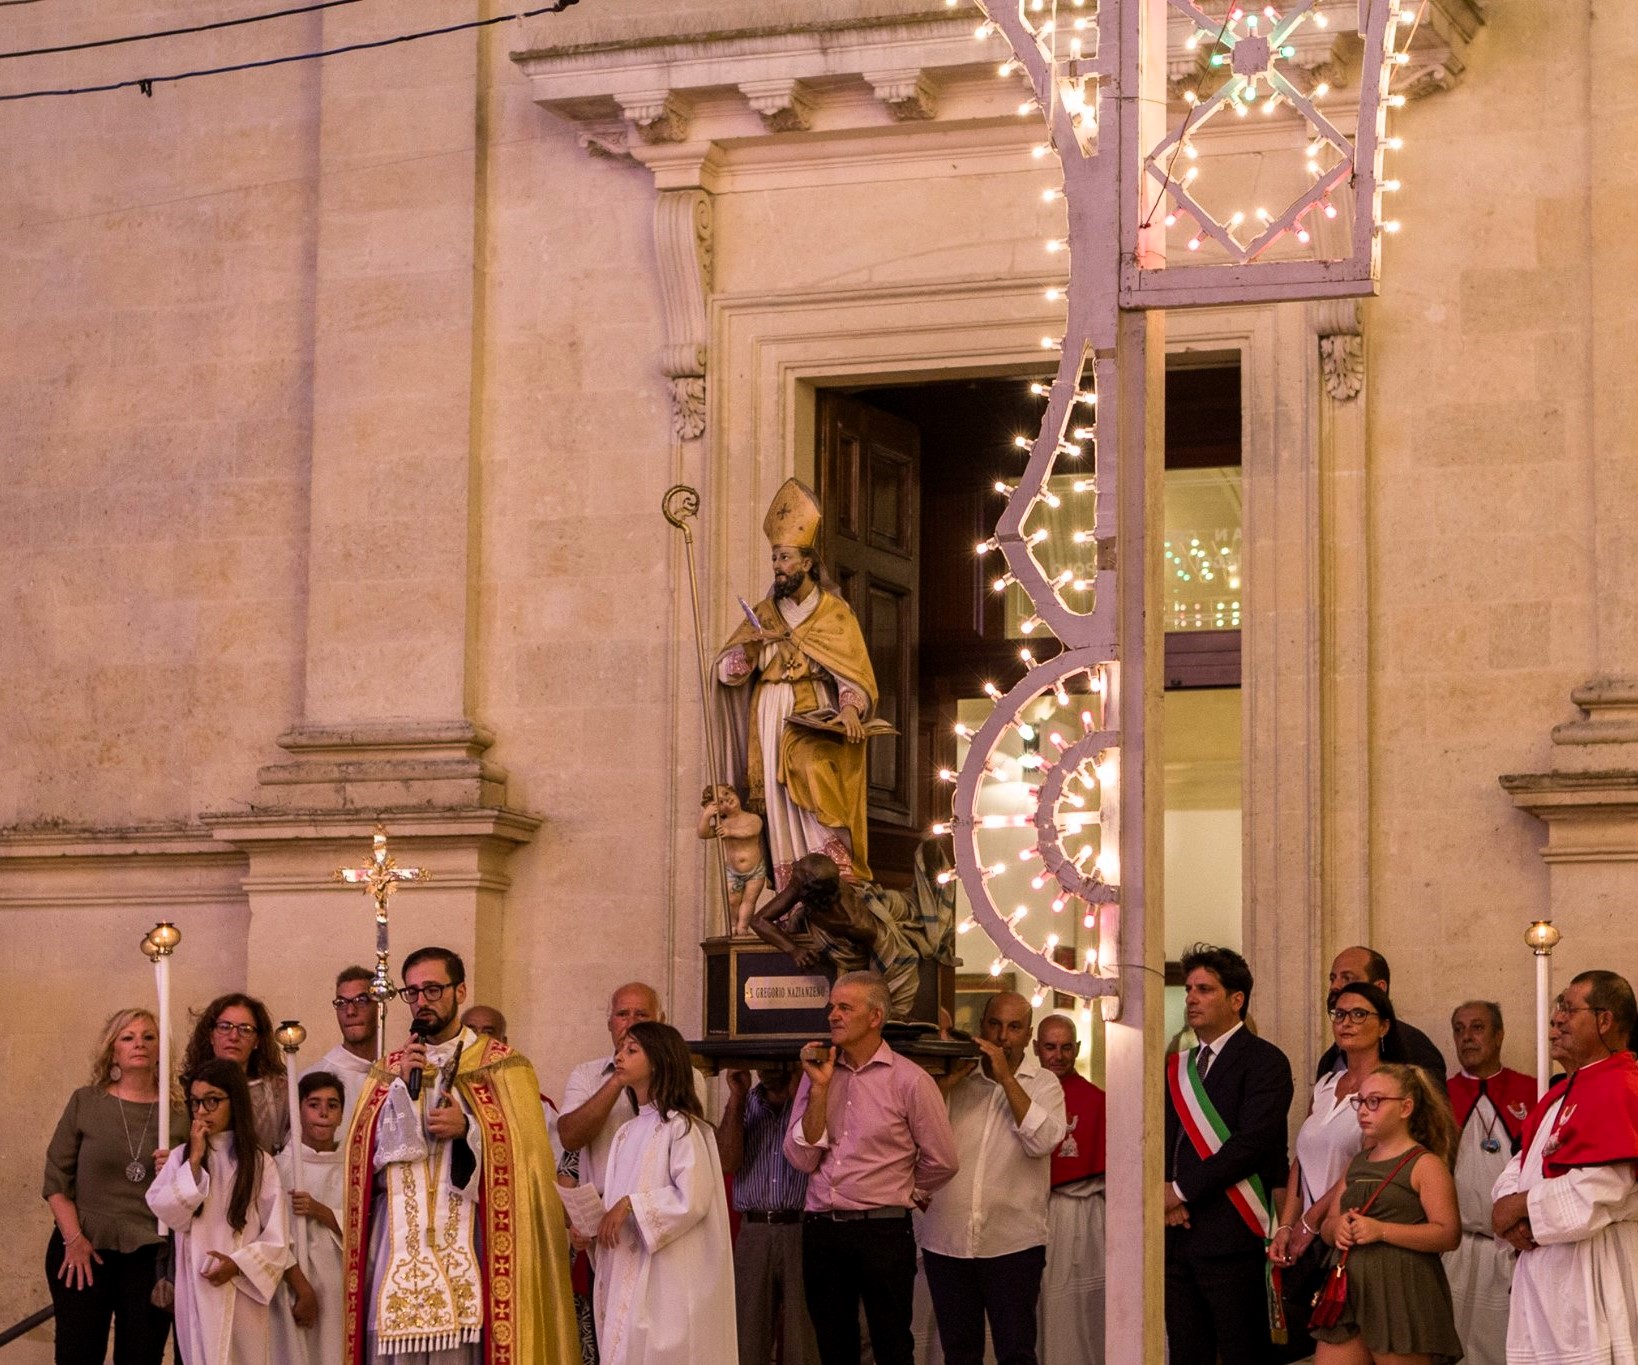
left=0, top=0, right=361, bottom=62
left=0, top=0, right=579, bottom=102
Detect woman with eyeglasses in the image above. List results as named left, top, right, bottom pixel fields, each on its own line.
left=1270, top=983, right=1409, bottom=1355
left=41, top=1008, right=187, bottom=1365
left=147, top=1058, right=292, bottom=1365
left=1309, top=1064, right=1463, bottom=1364
left=176, top=994, right=289, bottom=1155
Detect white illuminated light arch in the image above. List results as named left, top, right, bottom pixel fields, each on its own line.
left=951, top=0, right=1403, bottom=1002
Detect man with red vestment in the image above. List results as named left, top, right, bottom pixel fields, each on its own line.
left=342, top=947, right=578, bottom=1365
left=1443, top=1000, right=1535, bottom=1365
left=1492, top=970, right=1638, bottom=1364
left=1033, top=1014, right=1108, bottom=1365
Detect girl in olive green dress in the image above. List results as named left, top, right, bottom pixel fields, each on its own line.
left=1312, top=1062, right=1465, bottom=1365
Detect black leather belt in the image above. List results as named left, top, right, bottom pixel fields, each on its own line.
left=803, top=1207, right=911, bottom=1222
left=740, top=1209, right=803, bottom=1225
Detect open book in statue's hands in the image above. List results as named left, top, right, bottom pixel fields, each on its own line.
left=786, top=708, right=897, bottom=738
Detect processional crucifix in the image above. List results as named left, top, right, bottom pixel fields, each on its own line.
left=333, top=824, right=431, bottom=1060
left=948, top=1, right=1402, bottom=1359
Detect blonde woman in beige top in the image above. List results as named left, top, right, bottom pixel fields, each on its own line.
left=43, top=1007, right=185, bottom=1365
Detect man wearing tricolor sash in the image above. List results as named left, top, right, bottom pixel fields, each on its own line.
left=1163, top=944, right=1294, bottom=1365
left=1491, top=969, right=1638, bottom=1365
left=1443, top=999, right=1534, bottom=1365
left=343, top=947, right=579, bottom=1365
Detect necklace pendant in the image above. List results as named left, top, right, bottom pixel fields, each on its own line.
left=1481, top=1137, right=1502, bottom=1154
left=125, top=1160, right=147, bottom=1183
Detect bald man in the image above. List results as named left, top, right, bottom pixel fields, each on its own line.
left=1314, top=946, right=1447, bottom=1082
left=921, top=991, right=1067, bottom=1365
left=560, top=982, right=666, bottom=1194
left=1034, top=1015, right=1107, bottom=1365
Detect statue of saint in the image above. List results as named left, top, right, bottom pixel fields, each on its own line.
left=747, top=846, right=955, bottom=1020
left=713, top=478, right=878, bottom=889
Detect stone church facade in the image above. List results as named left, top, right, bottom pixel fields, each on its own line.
left=2, top=0, right=1635, bottom=1333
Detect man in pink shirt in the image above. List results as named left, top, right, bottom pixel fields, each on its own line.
left=784, top=970, right=959, bottom=1365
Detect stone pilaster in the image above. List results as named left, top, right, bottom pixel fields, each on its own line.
left=1502, top=679, right=1638, bottom=964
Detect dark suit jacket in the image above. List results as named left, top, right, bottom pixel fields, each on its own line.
left=1165, top=1026, right=1294, bottom=1259
left=1314, top=1018, right=1447, bottom=1084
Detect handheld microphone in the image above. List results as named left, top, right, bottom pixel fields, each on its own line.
left=406, top=1019, right=432, bottom=1101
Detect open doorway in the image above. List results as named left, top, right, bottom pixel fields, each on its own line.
left=816, top=364, right=1244, bottom=1069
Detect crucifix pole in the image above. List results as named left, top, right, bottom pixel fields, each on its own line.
left=333, top=824, right=431, bottom=1060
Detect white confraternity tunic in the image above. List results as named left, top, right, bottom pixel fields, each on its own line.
left=1493, top=1092, right=1638, bottom=1365
left=147, top=1135, right=291, bottom=1365
left=593, top=1105, right=737, bottom=1365
left=1038, top=1176, right=1106, bottom=1365
left=270, top=1142, right=345, bottom=1365
left=1444, top=1094, right=1516, bottom=1365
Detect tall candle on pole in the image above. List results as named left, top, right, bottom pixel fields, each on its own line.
left=1526, top=920, right=1562, bottom=1098
left=334, top=825, right=430, bottom=1060
left=141, top=921, right=181, bottom=1235
left=275, top=1021, right=307, bottom=1191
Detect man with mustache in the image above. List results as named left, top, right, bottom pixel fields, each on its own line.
left=714, top=477, right=878, bottom=891
left=1492, top=970, right=1638, bottom=1364
left=343, top=946, right=578, bottom=1363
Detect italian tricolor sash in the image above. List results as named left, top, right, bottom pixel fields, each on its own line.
left=1167, top=1048, right=1288, bottom=1345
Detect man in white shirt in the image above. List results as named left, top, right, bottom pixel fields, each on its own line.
left=301, top=965, right=380, bottom=1120
left=558, top=981, right=705, bottom=1356
left=922, top=991, right=1067, bottom=1365
left=558, top=981, right=665, bottom=1195
left=1492, top=970, right=1638, bottom=1365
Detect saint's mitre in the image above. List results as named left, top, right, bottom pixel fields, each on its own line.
left=763, top=477, right=821, bottom=550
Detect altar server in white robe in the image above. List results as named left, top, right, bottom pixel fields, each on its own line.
left=271, top=1071, right=347, bottom=1365
left=588, top=1021, right=736, bottom=1365
left=148, top=1058, right=291, bottom=1365
left=1492, top=970, right=1638, bottom=1365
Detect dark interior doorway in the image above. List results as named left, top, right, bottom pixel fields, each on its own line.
left=818, top=364, right=1241, bottom=888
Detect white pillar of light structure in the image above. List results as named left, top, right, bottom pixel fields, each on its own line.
left=954, top=3, right=1404, bottom=1361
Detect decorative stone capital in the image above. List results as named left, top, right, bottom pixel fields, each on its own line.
left=863, top=68, right=939, bottom=121
left=1319, top=333, right=1364, bottom=402
left=738, top=78, right=816, bottom=133
left=653, top=187, right=714, bottom=442
left=616, top=90, right=691, bottom=144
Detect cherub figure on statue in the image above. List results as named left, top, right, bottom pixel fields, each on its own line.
left=697, top=784, right=768, bottom=935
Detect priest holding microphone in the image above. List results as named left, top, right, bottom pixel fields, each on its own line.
left=342, top=946, right=579, bottom=1363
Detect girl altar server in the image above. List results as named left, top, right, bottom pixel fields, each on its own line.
left=271, top=1071, right=347, bottom=1365
left=147, top=1057, right=291, bottom=1364
left=590, top=1021, right=736, bottom=1365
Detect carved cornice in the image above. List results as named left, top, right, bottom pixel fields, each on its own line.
left=513, top=15, right=989, bottom=162
left=1501, top=678, right=1638, bottom=863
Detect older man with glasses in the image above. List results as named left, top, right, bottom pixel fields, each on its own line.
left=300, top=964, right=381, bottom=1120
left=1492, top=970, right=1638, bottom=1365
left=342, top=945, right=579, bottom=1363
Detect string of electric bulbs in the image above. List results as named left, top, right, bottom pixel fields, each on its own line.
left=0, top=0, right=580, bottom=102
